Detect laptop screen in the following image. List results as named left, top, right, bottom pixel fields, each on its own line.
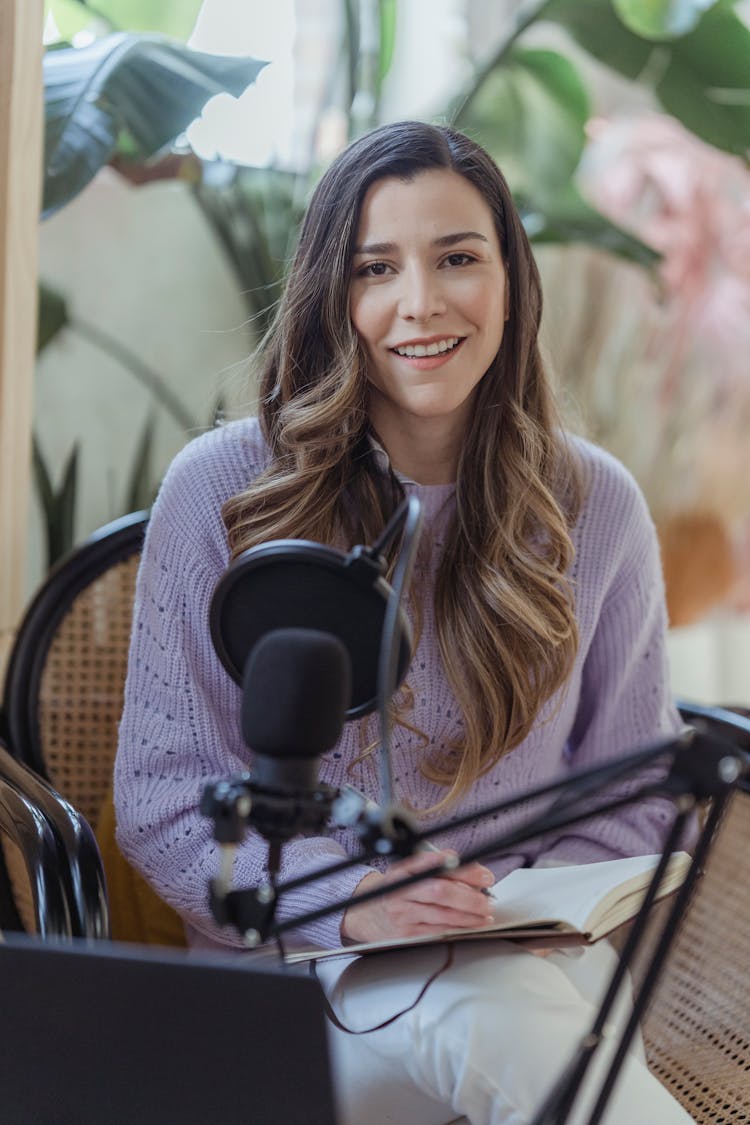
left=0, top=934, right=338, bottom=1125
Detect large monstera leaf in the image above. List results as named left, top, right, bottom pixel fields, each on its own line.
left=545, top=0, right=750, bottom=158
left=43, top=33, right=266, bottom=217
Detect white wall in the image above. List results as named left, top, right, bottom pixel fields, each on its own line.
left=32, top=169, right=253, bottom=593
left=668, top=619, right=750, bottom=706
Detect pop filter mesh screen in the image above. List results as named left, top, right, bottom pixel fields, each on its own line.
left=213, top=553, right=411, bottom=718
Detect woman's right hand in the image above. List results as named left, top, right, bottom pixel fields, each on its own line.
left=341, top=849, right=496, bottom=945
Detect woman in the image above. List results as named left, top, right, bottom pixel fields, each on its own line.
left=115, top=122, right=694, bottom=1123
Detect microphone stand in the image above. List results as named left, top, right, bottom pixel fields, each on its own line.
left=203, top=725, right=748, bottom=1125
left=347, top=495, right=423, bottom=809
left=205, top=493, right=749, bottom=1121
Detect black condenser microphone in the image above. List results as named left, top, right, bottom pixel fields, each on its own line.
left=202, top=627, right=352, bottom=941
left=203, top=500, right=423, bottom=942
left=241, top=627, right=351, bottom=797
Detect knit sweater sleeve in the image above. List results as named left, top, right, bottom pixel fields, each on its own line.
left=535, top=449, right=692, bottom=866
left=114, top=430, right=372, bottom=951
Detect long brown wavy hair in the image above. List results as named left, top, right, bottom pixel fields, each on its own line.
left=223, top=121, right=583, bottom=808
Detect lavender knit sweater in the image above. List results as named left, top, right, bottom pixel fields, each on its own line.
left=114, top=417, right=682, bottom=952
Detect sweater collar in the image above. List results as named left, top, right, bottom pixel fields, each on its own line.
left=367, top=434, right=456, bottom=493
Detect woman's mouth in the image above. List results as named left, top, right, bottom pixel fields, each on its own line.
left=391, top=336, right=464, bottom=358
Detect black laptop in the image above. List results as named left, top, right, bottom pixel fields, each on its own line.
left=0, top=934, right=338, bottom=1125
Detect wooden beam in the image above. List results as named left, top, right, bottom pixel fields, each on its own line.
left=0, top=0, right=43, bottom=680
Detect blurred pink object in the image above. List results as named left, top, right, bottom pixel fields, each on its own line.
left=579, top=114, right=750, bottom=402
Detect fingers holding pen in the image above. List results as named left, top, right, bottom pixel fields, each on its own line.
left=437, top=849, right=496, bottom=892
left=341, top=849, right=496, bottom=944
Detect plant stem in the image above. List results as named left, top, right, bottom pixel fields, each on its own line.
left=343, top=0, right=359, bottom=139
left=450, top=0, right=557, bottom=126
left=70, top=315, right=196, bottom=432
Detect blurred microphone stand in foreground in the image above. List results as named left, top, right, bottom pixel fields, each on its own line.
left=203, top=718, right=748, bottom=1125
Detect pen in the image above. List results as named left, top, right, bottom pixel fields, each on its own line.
left=420, top=839, right=494, bottom=897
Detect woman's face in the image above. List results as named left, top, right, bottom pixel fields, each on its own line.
left=349, top=168, right=508, bottom=440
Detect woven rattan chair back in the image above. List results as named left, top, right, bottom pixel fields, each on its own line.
left=640, top=787, right=750, bottom=1124
left=37, top=553, right=141, bottom=823
left=2, top=512, right=147, bottom=829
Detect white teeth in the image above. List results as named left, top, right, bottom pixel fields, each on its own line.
left=393, top=337, right=460, bottom=358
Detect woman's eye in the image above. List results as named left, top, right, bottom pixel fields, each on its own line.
left=357, top=261, right=390, bottom=277
left=443, top=252, right=475, bottom=267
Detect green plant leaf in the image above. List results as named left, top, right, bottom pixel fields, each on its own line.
left=546, top=0, right=750, bottom=156
left=45, top=0, right=94, bottom=43
left=31, top=433, right=55, bottom=517
left=193, top=165, right=304, bottom=334
left=43, top=33, right=267, bottom=217
left=613, top=0, right=719, bottom=39
left=37, top=282, right=70, bottom=353
left=124, top=412, right=158, bottom=513
left=544, top=0, right=653, bottom=79
left=32, top=435, right=79, bottom=569
left=654, top=5, right=750, bottom=154
left=523, top=185, right=661, bottom=269
left=46, top=0, right=204, bottom=41
left=378, top=0, right=397, bottom=89
left=458, top=48, right=589, bottom=205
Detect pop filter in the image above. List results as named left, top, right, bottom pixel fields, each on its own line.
left=210, top=538, right=413, bottom=719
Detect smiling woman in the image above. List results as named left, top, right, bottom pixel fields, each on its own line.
left=115, top=121, right=695, bottom=1124
left=350, top=169, right=508, bottom=485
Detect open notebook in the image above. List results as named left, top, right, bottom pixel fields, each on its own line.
left=287, top=851, right=692, bottom=963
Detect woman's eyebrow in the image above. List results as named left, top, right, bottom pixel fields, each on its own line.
left=353, top=231, right=490, bottom=255
left=433, top=230, right=489, bottom=248
left=353, top=240, right=397, bottom=256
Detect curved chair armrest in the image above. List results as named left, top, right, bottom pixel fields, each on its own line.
left=0, top=776, right=73, bottom=938
left=0, top=744, right=109, bottom=939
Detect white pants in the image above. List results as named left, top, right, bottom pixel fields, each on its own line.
left=317, top=940, right=694, bottom=1125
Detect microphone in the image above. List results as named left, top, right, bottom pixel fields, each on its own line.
left=202, top=628, right=351, bottom=935
left=203, top=499, right=424, bottom=942
left=241, top=627, right=350, bottom=796
left=202, top=628, right=350, bottom=856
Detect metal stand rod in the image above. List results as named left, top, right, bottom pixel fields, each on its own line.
left=206, top=727, right=746, bottom=1123
left=529, top=808, right=691, bottom=1124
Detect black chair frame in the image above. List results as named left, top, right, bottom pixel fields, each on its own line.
left=0, top=740, right=109, bottom=938
left=1, top=509, right=149, bottom=778
left=0, top=743, right=73, bottom=938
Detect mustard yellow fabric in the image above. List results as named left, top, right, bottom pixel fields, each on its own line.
left=95, top=790, right=187, bottom=947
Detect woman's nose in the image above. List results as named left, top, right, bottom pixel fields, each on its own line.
left=397, top=264, right=447, bottom=321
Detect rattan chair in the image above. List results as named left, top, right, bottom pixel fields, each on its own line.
left=0, top=511, right=154, bottom=942
left=640, top=788, right=750, bottom=1122
left=636, top=703, right=750, bottom=1123
left=2, top=510, right=148, bottom=826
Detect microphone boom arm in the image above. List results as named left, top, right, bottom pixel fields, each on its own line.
left=203, top=726, right=748, bottom=1123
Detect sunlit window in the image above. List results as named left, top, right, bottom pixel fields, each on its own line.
left=187, top=0, right=298, bottom=170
